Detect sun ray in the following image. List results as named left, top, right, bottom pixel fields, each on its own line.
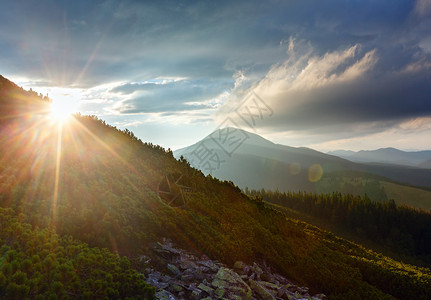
left=52, top=121, right=63, bottom=226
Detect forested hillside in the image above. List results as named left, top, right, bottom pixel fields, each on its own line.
left=247, top=189, right=431, bottom=267
left=1, top=75, right=431, bottom=299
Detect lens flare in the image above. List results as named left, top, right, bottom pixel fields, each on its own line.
left=308, top=164, right=323, bottom=182
left=50, top=97, right=78, bottom=122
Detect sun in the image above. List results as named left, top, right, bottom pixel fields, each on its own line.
left=49, top=97, right=78, bottom=122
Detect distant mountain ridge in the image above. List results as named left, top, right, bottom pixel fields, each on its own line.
left=421, top=158, right=431, bottom=168
left=328, top=147, right=431, bottom=167
left=175, top=127, right=431, bottom=209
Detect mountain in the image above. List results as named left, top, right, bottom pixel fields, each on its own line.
left=327, top=149, right=356, bottom=157
left=328, top=147, right=431, bottom=167
left=1, top=75, right=431, bottom=299
left=175, top=127, right=431, bottom=209
left=175, top=127, right=355, bottom=176
left=421, top=158, right=431, bottom=168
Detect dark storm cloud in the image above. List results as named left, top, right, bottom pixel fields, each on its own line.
left=0, top=0, right=289, bottom=88
left=1, top=0, right=422, bottom=88
left=220, top=40, right=431, bottom=141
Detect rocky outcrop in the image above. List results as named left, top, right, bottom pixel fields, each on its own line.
left=142, top=239, right=325, bottom=300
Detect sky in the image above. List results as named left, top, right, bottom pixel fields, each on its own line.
left=1, top=0, right=431, bottom=152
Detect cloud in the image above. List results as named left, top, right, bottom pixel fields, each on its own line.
left=219, top=39, right=431, bottom=142
left=109, top=79, right=231, bottom=114
left=414, top=0, right=431, bottom=17
left=0, top=0, right=295, bottom=89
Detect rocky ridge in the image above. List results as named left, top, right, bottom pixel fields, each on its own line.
left=142, top=239, right=326, bottom=300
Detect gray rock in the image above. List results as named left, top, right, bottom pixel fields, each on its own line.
left=252, top=263, right=264, bottom=280
left=273, top=273, right=289, bottom=285
left=167, top=263, right=181, bottom=276
left=211, top=267, right=252, bottom=299
left=191, top=289, right=202, bottom=299
left=212, top=267, right=237, bottom=286
left=161, top=275, right=173, bottom=283
left=155, top=282, right=169, bottom=290
left=198, top=283, right=214, bottom=295
left=199, top=259, right=220, bottom=272
left=258, top=281, right=279, bottom=291
left=249, top=279, right=276, bottom=300
left=149, top=240, right=322, bottom=300
left=155, top=289, right=176, bottom=300
left=170, top=284, right=183, bottom=293
left=154, top=242, right=181, bottom=257
left=179, top=260, right=198, bottom=271
left=214, top=286, right=225, bottom=299
left=180, top=274, right=194, bottom=282
left=231, top=286, right=252, bottom=298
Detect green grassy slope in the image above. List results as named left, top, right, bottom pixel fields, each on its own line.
left=382, top=181, right=431, bottom=210
left=316, top=171, right=431, bottom=210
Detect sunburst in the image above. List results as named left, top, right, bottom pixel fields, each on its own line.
left=49, top=97, right=78, bottom=122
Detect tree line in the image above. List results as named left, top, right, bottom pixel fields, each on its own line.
left=247, top=188, right=431, bottom=266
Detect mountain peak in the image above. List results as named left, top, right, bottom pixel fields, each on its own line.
left=202, top=126, right=276, bottom=148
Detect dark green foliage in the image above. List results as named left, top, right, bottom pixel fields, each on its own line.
left=248, top=189, right=431, bottom=266
left=0, top=208, right=155, bottom=299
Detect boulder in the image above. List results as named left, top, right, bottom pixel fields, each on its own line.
left=191, top=289, right=202, bottom=299
left=198, top=282, right=214, bottom=295
left=154, top=242, right=181, bottom=258
left=214, top=286, right=225, bottom=299
left=252, top=262, right=264, bottom=280
left=180, top=274, right=194, bottom=282
left=212, top=267, right=238, bottom=286
left=249, top=279, right=276, bottom=300
left=155, top=289, right=176, bottom=300
left=167, top=263, right=180, bottom=276
left=179, top=260, right=198, bottom=271
left=230, top=286, right=252, bottom=299
left=199, top=259, right=220, bottom=272
left=258, top=281, right=279, bottom=290
left=170, top=284, right=183, bottom=293
left=211, top=267, right=252, bottom=299
left=273, top=273, right=289, bottom=285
